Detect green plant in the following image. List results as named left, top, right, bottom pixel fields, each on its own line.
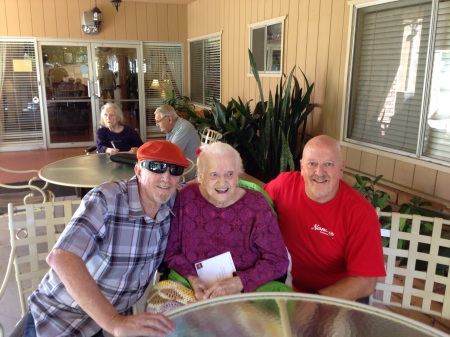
left=163, top=90, right=195, bottom=115
left=354, top=174, right=450, bottom=257
left=187, top=50, right=315, bottom=182
left=353, top=174, right=392, bottom=212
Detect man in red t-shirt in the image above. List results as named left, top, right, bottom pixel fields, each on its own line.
left=264, top=135, right=385, bottom=302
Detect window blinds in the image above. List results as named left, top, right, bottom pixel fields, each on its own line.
left=348, top=0, right=450, bottom=163
left=142, top=42, right=183, bottom=139
left=348, top=2, right=432, bottom=154
left=0, top=41, right=43, bottom=149
left=190, top=35, right=221, bottom=106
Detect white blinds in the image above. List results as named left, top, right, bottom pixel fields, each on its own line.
left=348, top=1, right=432, bottom=154
left=0, top=41, right=43, bottom=149
left=142, top=42, right=183, bottom=139
left=423, top=0, right=450, bottom=161
left=189, top=40, right=204, bottom=105
left=189, top=35, right=221, bottom=106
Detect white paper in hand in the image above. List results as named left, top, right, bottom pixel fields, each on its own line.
left=195, top=251, right=236, bottom=288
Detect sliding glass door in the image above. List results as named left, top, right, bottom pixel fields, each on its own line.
left=39, top=42, right=141, bottom=148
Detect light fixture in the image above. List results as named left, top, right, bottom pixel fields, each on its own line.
left=92, top=1, right=102, bottom=29
left=151, top=79, right=160, bottom=88
left=111, top=0, right=122, bottom=12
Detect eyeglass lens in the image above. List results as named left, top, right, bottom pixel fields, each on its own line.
left=141, top=161, right=184, bottom=176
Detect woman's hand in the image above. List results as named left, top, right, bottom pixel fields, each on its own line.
left=128, top=147, right=139, bottom=154
left=105, top=148, right=119, bottom=155
left=203, top=276, right=243, bottom=299
left=187, top=276, right=207, bottom=300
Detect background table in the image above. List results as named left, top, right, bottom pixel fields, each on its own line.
left=166, top=293, right=447, bottom=337
left=39, top=154, right=135, bottom=188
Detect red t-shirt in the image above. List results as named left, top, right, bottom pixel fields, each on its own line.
left=264, top=171, right=386, bottom=293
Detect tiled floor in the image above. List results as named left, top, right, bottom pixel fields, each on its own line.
left=1, top=148, right=450, bottom=335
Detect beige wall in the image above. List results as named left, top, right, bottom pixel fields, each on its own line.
left=186, top=0, right=450, bottom=209
left=0, top=0, right=189, bottom=88
left=1, top=0, right=449, bottom=208
left=0, top=0, right=187, bottom=41
left=187, top=0, right=348, bottom=140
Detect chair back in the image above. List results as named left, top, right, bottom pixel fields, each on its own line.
left=5, top=199, right=81, bottom=315
left=371, top=210, right=450, bottom=320
left=200, top=127, right=222, bottom=145
left=0, top=168, right=55, bottom=209
left=179, top=158, right=196, bottom=184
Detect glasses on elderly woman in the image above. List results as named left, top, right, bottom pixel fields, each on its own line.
left=140, top=161, right=185, bottom=176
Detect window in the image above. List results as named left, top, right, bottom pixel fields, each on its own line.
left=142, top=42, right=183, bottom=138
left=249, top=16, right=285, bottom=75
left=189, top=33, right=221, bottom=107
left=0, top=40, right=44, bottom=149
left=345, top=0, right=450, bottom=165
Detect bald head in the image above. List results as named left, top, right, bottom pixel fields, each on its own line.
left=303, top=135, right=342, bottom=161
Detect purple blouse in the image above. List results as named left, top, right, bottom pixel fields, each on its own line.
left=96, top=125, right=143, bottom=153
left=164, top=183, right=289, bottom=292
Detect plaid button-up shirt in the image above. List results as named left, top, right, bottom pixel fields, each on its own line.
left=28, top=177, right=175, bottom=336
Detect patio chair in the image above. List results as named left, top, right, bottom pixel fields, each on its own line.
left=200, top=127, right=223, bottom=145
left=370, top=210, right=450, bottom=320
left=0, top=200, right=81, bottom=336
left=0, top=167, right=55, bottom=212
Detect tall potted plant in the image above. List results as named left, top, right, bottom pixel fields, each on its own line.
left=186, top=50, right=314, bottom=182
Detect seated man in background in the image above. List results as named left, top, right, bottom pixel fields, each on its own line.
left=154, top=105, right=200, bottom=181
left=25, top=141, right=189, bottom=337
left=96, top=103, right=143, bottom=154
left=264, top=135, right=386, bottom=302
left=163, top=142, right=289, bottom=301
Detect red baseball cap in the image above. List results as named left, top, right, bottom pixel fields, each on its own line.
left=137, top=140, right=189, bottom=168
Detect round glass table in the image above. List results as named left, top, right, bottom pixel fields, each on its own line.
left=38, top=154, right=135, bottom=188
left=166, top=293, right=446, bottom=336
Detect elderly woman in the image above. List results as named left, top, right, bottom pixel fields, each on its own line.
left=164, top=142, right=289, bottom=300
left=96, top=103, right=143, bottom=154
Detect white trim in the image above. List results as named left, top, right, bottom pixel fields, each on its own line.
left=341, top=140, right=450, bottom=173
left=187, top=31, right=222, bottom=42
left=248, top=15, right=287, bottom=29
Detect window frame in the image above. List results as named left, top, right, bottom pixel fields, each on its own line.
left=248, top=15, right=286, bottom=77
left=344, top=0, right=450, bottom=167
left=188, top=32, right=222, bottom=108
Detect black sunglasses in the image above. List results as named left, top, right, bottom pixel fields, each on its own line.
left=140, top=161, right=184, bottom=176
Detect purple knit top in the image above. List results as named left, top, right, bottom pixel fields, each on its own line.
left=164, top=183, right=289, bottom=292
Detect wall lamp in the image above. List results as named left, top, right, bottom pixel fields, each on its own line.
left=111, top=0, right=122, bottom=12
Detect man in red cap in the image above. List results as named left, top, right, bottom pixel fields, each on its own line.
left=25, top=141, right=189, bottom=337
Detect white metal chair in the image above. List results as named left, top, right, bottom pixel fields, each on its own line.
left=0, top=200, right=81, bottom=336
left=179, top=158, right=196, bottom=185
left=1, top=200, right=81, bottom=313
left=0, top=168, right=55, bottom=208
left=200, top=127, right=223, bottom=145
left=371, top=210, right=450, bottom=320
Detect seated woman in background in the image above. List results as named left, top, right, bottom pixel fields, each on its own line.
left=96, top=103, right=143, bottom=154
left=163, top=142, right=289, bottom=300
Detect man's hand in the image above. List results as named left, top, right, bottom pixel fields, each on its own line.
left=203, top=276, right=243, bottom=299
left=109, top=312, right=175, bottom=337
